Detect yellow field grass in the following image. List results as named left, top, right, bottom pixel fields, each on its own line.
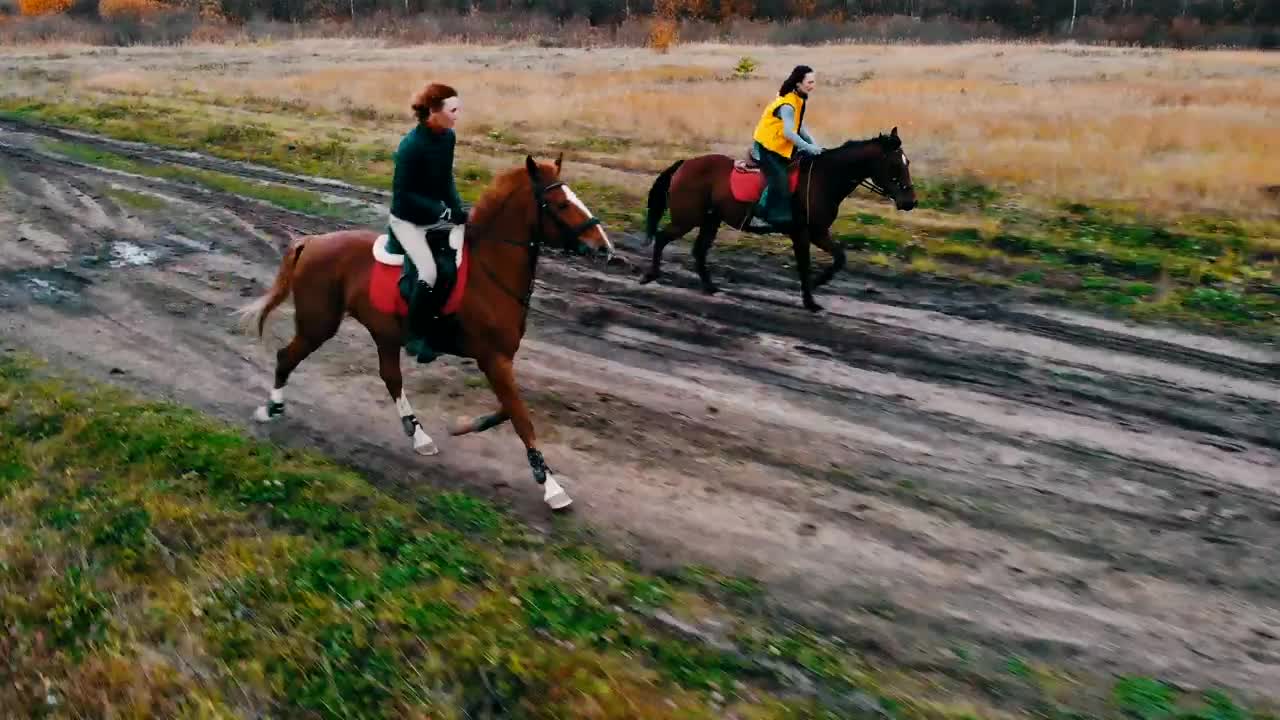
left=4, top=39, right=1279, bottom=218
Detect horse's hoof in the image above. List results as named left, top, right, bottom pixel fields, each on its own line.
left=448, top=416, right=472, bottom=436
left=701, top=284, right=720, bottom=295
left=543, top=474, right=573, bottom=511
left=638, top=272, right=658, bottom=285
left=804, top=300, right=824, bottom=313
left=413, top=426, right=439, bottom=456
left=254, top=405, right=277, bottom=423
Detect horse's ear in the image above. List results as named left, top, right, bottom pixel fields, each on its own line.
left=891, top=126, right=898, bottom=138
left=526, top=155, right=540, bottom=182
left=554, top=152, right=563, bottom=173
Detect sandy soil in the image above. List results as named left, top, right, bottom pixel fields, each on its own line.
left=2, top=118, right=1278, bottom=702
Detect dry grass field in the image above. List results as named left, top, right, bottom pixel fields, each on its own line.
left=6, top=39, right=1280, bottom=217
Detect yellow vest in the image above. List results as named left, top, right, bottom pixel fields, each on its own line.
left=753, top=91, right=805, bottom=159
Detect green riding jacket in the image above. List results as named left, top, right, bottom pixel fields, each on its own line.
left=388, top=123, right=465, bottom=249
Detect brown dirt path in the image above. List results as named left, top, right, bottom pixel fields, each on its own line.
left=2, top=121, right=1277, bottom=703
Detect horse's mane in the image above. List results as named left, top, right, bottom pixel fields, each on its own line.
left=830, top=132, right=897, bottom=153
left=468, top=162, right=555, bottom=229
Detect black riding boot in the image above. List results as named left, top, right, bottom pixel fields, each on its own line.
left=403, top=280, right=437, bottom=362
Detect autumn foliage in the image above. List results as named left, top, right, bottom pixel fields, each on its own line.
left=18, top=0, right=72, bottom=16
left=98, top=0, right=162, bottom=17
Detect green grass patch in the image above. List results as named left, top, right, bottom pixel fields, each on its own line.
left=551, top=134, right=634, bottom=154
left=1, top=98, right=394, bottom=191
left=1110, top=676, right=1263, bottom=720
left=41, top=139, right=362, bottom=220
left=915, top=177, right=1001, bottom=212
left=2, top=97, right=619, bottom=223
left=104, top=186, right=167, bottom=211
left=0, top=351, right=899, bottom=719
left=817, top=193, right=1278, bottom=334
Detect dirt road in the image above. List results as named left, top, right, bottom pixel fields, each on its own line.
left=2, top=119, right=1278, bottom=701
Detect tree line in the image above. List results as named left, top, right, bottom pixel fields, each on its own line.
left=7, top=0, right=1278, bottom=46
left=217, top=0, right=1279, bottom=38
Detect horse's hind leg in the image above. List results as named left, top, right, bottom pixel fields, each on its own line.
left=254, top=291, right=342, bottom=423
left=691, top=216, right=722, bottom=294
left=641, top=217, right=696, bottom=285
left=375, top=336, right=437, bottom=456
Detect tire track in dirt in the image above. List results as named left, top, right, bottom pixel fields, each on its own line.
left=3, top=122, right=1279, bottom=702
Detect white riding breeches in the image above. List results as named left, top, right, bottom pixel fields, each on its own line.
left=388, top=213, right=437, bottom=286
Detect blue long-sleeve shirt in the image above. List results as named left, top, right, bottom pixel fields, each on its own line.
left=778, top=104, right=820, bottom=155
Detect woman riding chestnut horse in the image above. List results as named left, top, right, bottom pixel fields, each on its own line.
left=238, top=81, right=613, bottom=511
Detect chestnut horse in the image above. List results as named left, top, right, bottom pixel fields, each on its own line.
left=642, top=127, right=917, bottom=312
left=236, top=154, right=612, bottom=510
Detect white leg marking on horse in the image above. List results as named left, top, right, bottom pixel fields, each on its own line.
left=413, top=425, right=438, bottom=456
left=563, top=185, right=611, bottom=251
left=254, top=386, right=285, bottom=423
left=397, top=392, right=438, bottom=455
left=543, top=474, right=572, bottom=510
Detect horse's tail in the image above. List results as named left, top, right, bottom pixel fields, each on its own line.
left=236, top=233, right=306, bottom=338
left=645, top=159, right=684, bottom=243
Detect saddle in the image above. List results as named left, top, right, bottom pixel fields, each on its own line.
left=734, top=151, right=762, bottom=173
left=734, top=146, right=803, bottom=173
left=369, top=222, right=470, bottom=363
left=729, top=147, right=803, bottom=233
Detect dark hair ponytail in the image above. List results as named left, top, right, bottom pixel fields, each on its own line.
left=779, top=65, right=814, bottom=96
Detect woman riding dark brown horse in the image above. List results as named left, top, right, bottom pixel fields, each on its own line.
left=237, top=154, right=612, bottom=510
left=642, top=127, right=917, bottom=312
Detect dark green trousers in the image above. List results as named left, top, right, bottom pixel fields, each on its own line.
left=754, top=141, right=793, bottom=226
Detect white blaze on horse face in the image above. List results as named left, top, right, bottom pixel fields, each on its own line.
left=562, top=184, right=611, bottom=251
left=397, top=391, right=438, bottom=455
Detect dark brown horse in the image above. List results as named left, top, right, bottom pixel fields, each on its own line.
left=236, top=154, right=612, bottom=510
left=642, top=127, right=917, bottom=312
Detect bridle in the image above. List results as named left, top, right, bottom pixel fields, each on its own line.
left=858, top=148, right=912, bottom=200
left=473, top=174, right=603, bottom=329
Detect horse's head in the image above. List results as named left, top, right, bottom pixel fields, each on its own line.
left=526, top=154, right=613, bottom=260
left=866, top=127, right=916, bottom=211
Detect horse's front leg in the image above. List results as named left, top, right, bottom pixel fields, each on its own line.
left=810, top=226, right=845, bottom=289
left=791, top=229, right=821, bottom=312
left=469, top=353, right=571, bottom=510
